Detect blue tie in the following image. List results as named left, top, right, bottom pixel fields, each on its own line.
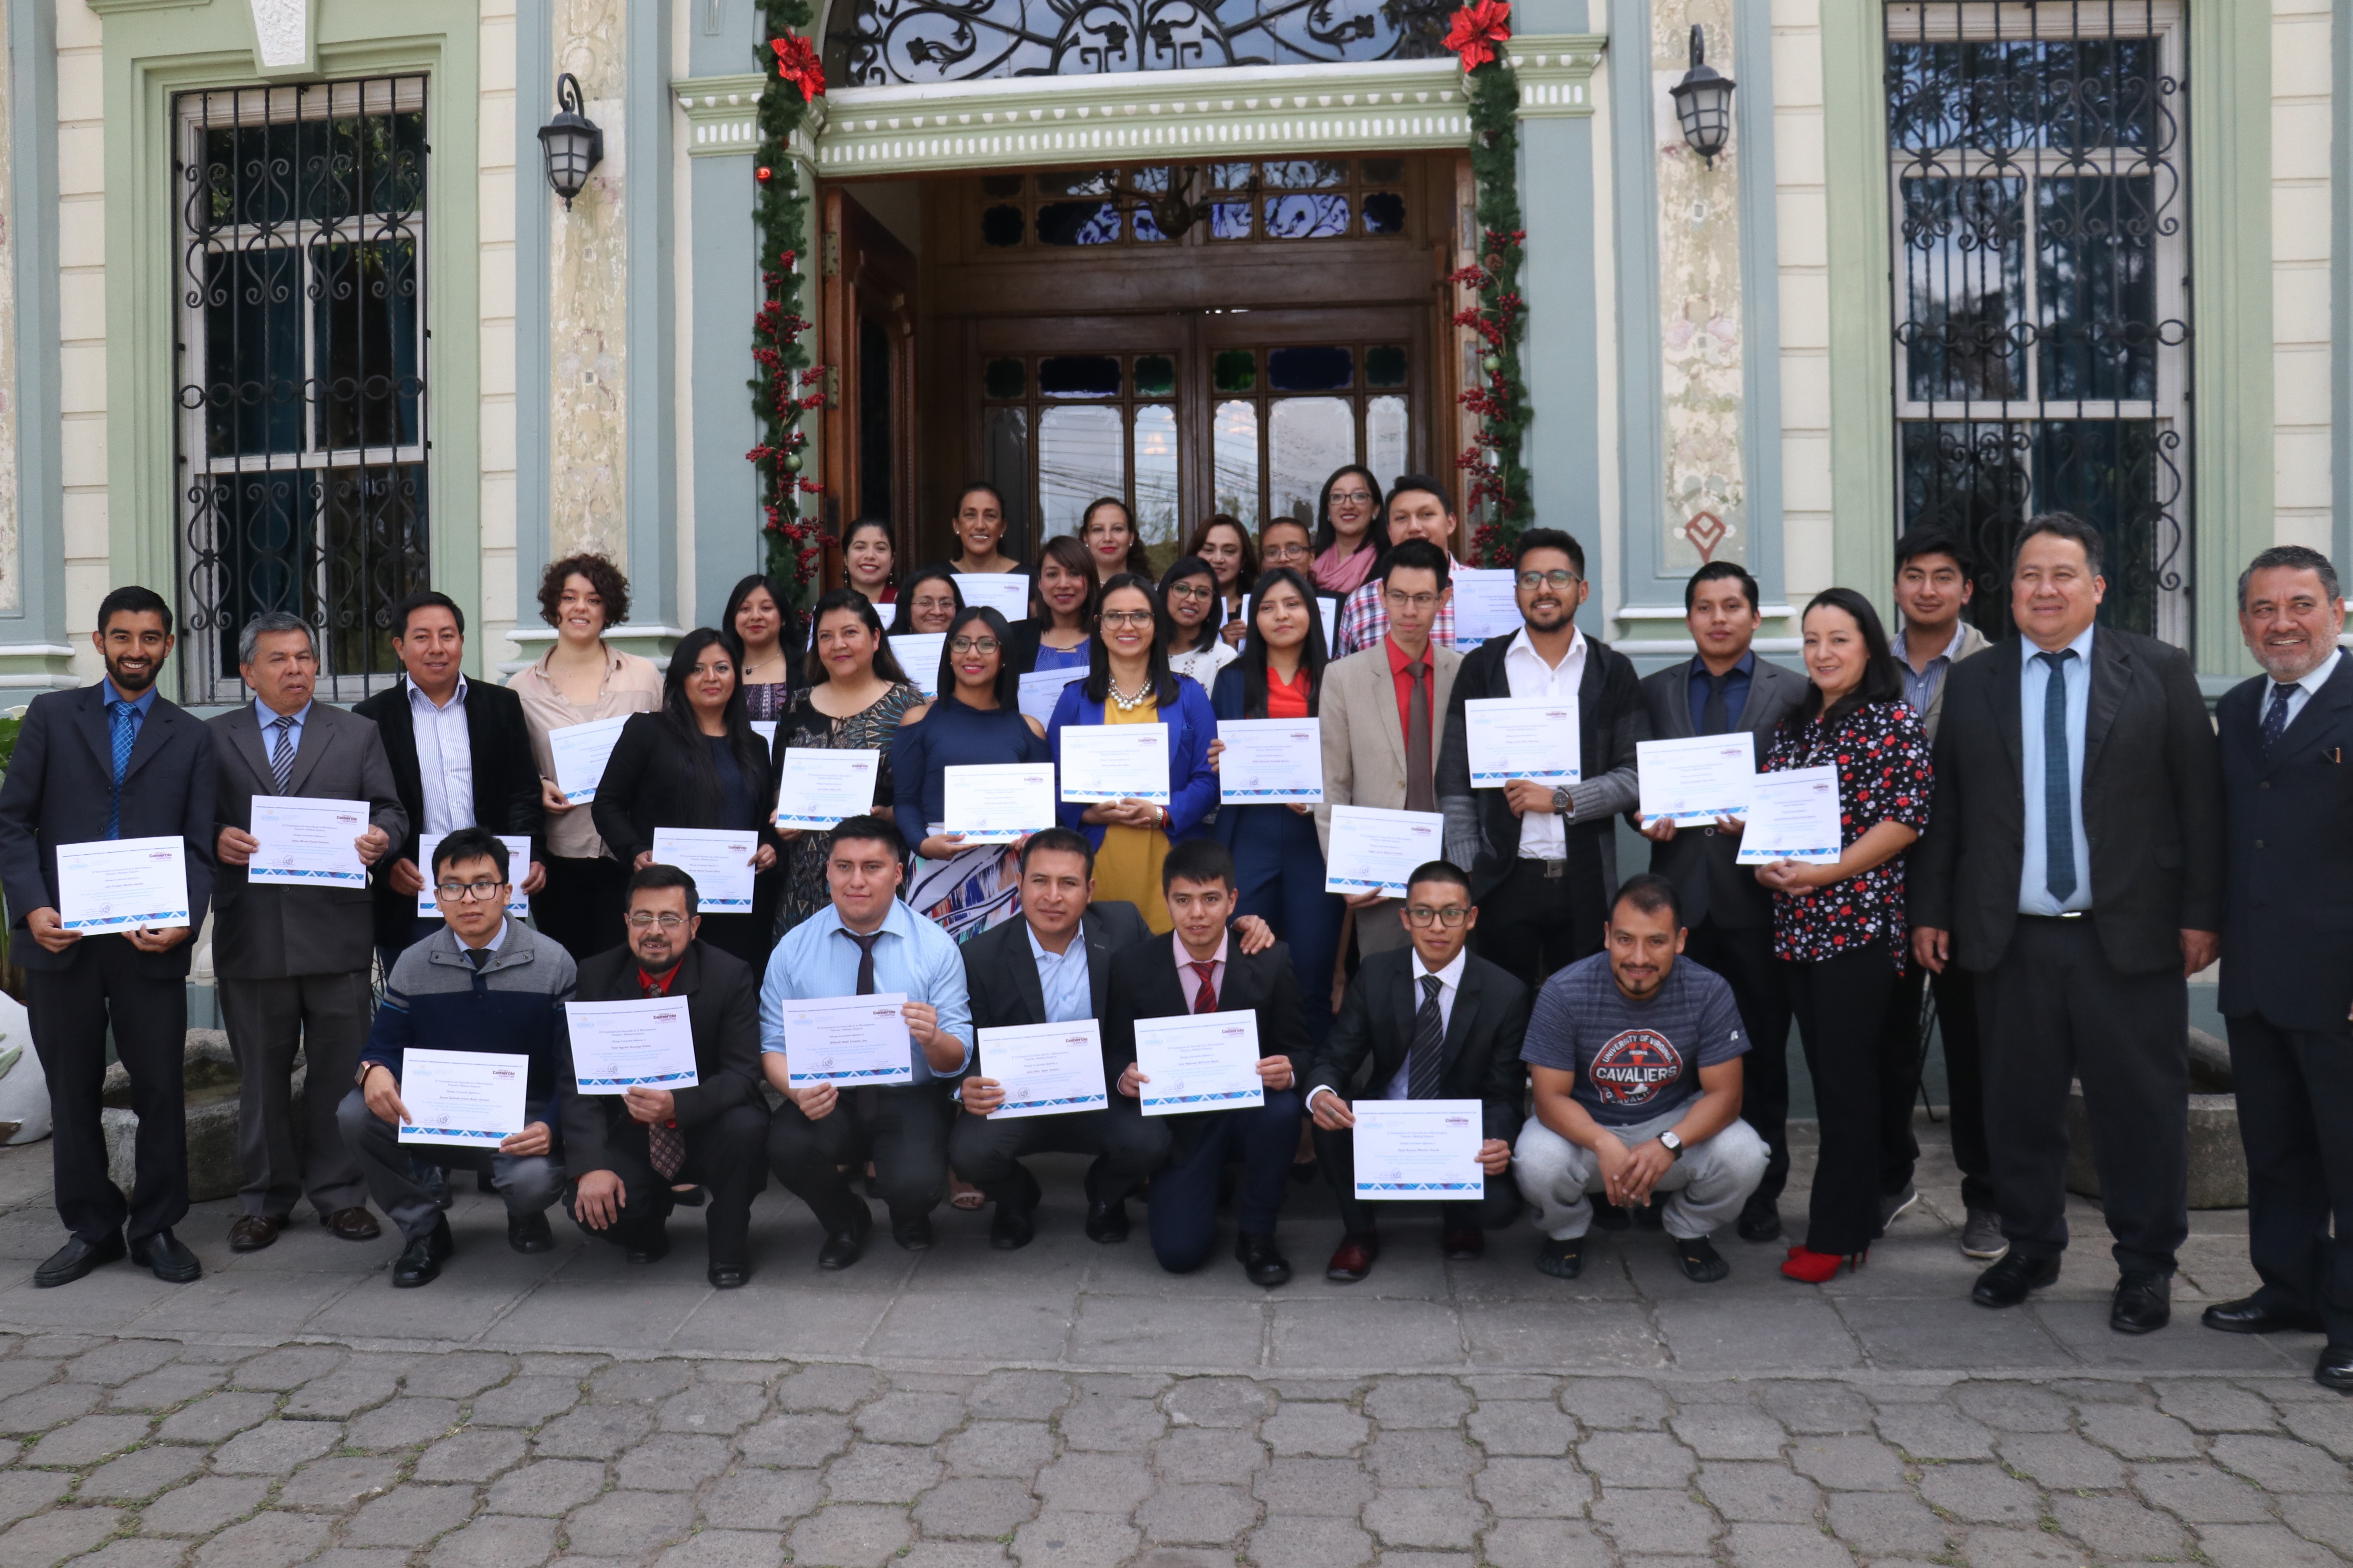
left=2036, top=650, right=2077, bottom=905
left=106, top=701, right=136, bottom=841
left=2262, top=682, right=2299, bottom=753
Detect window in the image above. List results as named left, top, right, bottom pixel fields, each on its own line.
left=173, top=77, right=430, bottom=703
left=1886, top=2, right=2188, bottom=643
left=977, top=161, right=1409, bottom=251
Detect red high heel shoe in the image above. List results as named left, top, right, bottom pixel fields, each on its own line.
left=1781, top=1245, right=1866, bottom=1284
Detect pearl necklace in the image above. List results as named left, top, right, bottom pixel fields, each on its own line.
left=1107, top=678, right=1154, bottom=712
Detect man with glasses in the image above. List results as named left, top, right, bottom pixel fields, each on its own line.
left=339, top=830, right=575, bottom=1286
left=1305, top=861, right=1528, bottom=1282
left=1334, top=475, right=1467, bottom=656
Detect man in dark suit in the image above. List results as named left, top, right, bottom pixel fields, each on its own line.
left=562, top=864, right=768, bottom=1288
left=1305, top=860, right=1528, bottom=1282
left=2204, top=545, right=2353, bottom=1391
left=0, top=586, right=215, bottom=1286
left=1104, top=837, right=1306, bottom=1286
left=210, top=612, right=408, bottom=1253
left=1910, top=513, right=2222, bottom=1333
left=1632, top=560, right=1807, bottom=1242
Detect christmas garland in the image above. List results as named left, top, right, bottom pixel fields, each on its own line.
left=747, top=9, right=828, bottom=598
left=1444, top=1, right=1534, bottom=567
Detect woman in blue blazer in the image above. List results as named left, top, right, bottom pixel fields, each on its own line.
left=1046, top=573, right=1218, bottom=934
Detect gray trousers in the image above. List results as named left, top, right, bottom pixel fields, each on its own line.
left=1513, top=1109, right=1769, bottom=1242
left=219, top=971, right=373, bottom=1218
left=336, top=1088, right=563, bottom=1243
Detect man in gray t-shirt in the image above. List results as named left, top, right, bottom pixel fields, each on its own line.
left=1512, top=873, right=1769, bottom=1284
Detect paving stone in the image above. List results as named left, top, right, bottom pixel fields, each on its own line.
left=1363, top=1378, right=1470, bottom=1429
left=74, top=1541, right=188, bottom=1568
left=16, top=1339, right=103, bottom=1361
left=1590, top=1486, right=1721, bottom=1555
left=615, top=1432, right=733, bottom=1492
left=342, top=1484, right=482, bottom=1547
left=899, top=1547, right=1009, bottom=1568
left=1916, top=1465, right=2042, bottom=1527
left=1578, top=1430, right=1696, bottom=1488
left=1473, top=1455, right=1593, bottom=1518
left=1723, top=1521, right=1853, bottom=1568
left=965, top=1372, right=1071, bottom=1422
left=345, top=1396, right=463, bottom=1451
left=1994, top=1432, right=2126, bottom=1490
left=1670, top=1408, right=1790, bottom=1461
left=1262, top=1403, right=1368, bottom=1457
left=2283, top=1403, right=2353, bottom=1462
left=2281, top=1494, right=2353, bottom=1558
left=1788, top=1434, right=1909, bottom=1492
left=1954, top=1527, right=2084, bottom=1568
left=2130, top=1460, right=2277, bottom=1523
left=518, top=1356, right=608, bottom=1380
left=0, top=1478, right=58, bottom=1532
left=24, top=1413, right=151, bottom=1467
left=1163, top=1377, right=1274, bottom=1428
left=281, top=1359, right=409, bottom=1420
left=0, top=1508, right=124, bottom=1568
left=907, top=1476, right=1037, bottom=1540
left=2194, top=1524, right=2341, bottom=1568
left=1254, top=1457, right=1375, bottom=1518
left=2210, top=1434, right=2353, bottom=1493
left=275, top=1456, right=404, bottom=1512
left=63, top=1343, right=181, bottom=1388
left=851, top=1391, right=964, bottom=1446
left=189, top=1511, right=334, bottom=1568
left=1873, top=1407, right=1993, bottom=1461
left=1758, top=1382, right=1875, bottom=1436
left=823, top=1444, right=943, bottom=1504
left=1477, top=1518, right=1613, bottom=1568
left=106, top=1367, right=229, bottom=1413
left=735, top=1412, right=853, bottom=1468
left=1033, top=1453, right=1155, bottom=1514
left=0, top=1385, right=103, bottom=1436
left=788, top=1504, right=912, bottom=1568
left=586, top=1362, right=693, bottom=1405
left=561, top=1490, right=696, bottom=1556
left=698, top=1469, right=823, bottom=1530
left=154, top=1392, right=276, bottom=1446
left=534, top=1405, right=655, bottom=1461
left=651, top=1529, right=786, bottom=1568
left=1466, top=1401, right=1574, bottom=1457
left=942, top=1420, right=1055, bottom=1477
left=480, top=1461, right=606, bottom=1518
left=2075, top=1404, right=2202, bottom=1462
left=1156, top=1426, right=1266, bottom=1483
left=78, top=1446, right=206, bottom=1503
left=1950, top=1385, right=2072, bottom=1434
left=141, top=1477, right=274, bottom=1537
left=1361, top=1488, right=1483, bottom=1551
left=773, top=1366, right=879, bottom=1414
left=414, top=1426, right=530, bottom=1482
left=2154, top=1383, right=2281, bottom=1434
left=1239, top=1514, right=1373, bottom=1568
left=209, top=1421, right=340, bottom=1475
left=470, top=1378, right=584, bottom=1428
left=400, top=1353, right=518, bottom=1399
left=2049, top=1492, right=2190, bottom=1560
left=425, top=1514, right=559, bottom=1568
left=657, top=1383, right=770, bottom=1435
left=1698, top=1461, right=1824, bottom=1522
left=1367, top=1428, right=1479, bottom=1486
left=228, top=1349, right=346, bottom=1393
left=1135, top=1482, right=1256, bottom=1545
left=0, top=1368, right=54, bottom=1406
left=1008, top=1511, right=1137, bottom=1568
left=1825, top=1492, right=1952, bottom=1558
left=1056, top=1396, right=1165, bottom=1452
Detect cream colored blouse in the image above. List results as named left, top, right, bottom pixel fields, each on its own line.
left=509, top=645, right=665, bottom=860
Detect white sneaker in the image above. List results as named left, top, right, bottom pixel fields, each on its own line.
left=1961, top=1207, right=2010, bottom=1260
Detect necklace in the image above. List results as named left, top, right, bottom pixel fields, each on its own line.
left=1107, top=677, right=1154, bottom=712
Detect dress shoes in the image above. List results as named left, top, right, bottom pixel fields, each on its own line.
left=1084, top=1198, right=1130, bottom=1244
left=321, top=1207, right=380, bottom=1242
left=990, top=1203, right=1036, bottom=1251
left=1235, top=1231, right=1291, bottom=1288
left=130, top=1229, right=201, bottom=1283
left=34, top=1232, right=125, bottom=1289
left=1971, top=1251, right=2060, bottom=1308
left=507, top=1211, right=554, bottom=1254
left=2111, top=1271, right=2172, bottom=1335
left=893, top=1215, right=934, bottom=1251
left=1325, top=1233, right=1380, bottom=1283
left=2202, top=1295, right=2323, bottom=1335
left=625, top=1226, right=672, bottom=1265
left=2316, top=1343, right=2353, bottom=1394
left=1441, top=1225, right=1484, bottom=1262
left=1736, top=1197, right=1783, bottom=1243
left=707, top=1261, right=748, bottom=1289
left=393, top=1215, right=454, bottom=1288
left=227, top=1214, right=287, bottom=1253
left=817, top=1203, right=872, bottom=1270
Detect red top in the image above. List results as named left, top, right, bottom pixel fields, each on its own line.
left=1384, top=635, right=1435, bottom=741
left=1266, top=666, right=1312, bottom=720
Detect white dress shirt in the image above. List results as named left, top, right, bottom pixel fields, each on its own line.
left=1307, top=945, right=1468, bottom=1115
left=2265, top=647, right=2343, bottom=733
left=1503, top=626, right=1586, bottom=859
left=408, top=674, right=476, bottom=837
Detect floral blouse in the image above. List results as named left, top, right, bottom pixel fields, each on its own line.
left=770, top=681, right=923, bottom=934
left=1759, top=698, right=1933, bottom=969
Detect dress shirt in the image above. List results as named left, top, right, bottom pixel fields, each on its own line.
left=1380, top=946, right=1467, bottom=1100
left=1686, top=649, right=1754, bottom=736
left=253, top=698, right=314, bottom=763
left=407, top=674, right=475, bottom=837
left=2264, top=647, right=2342, bottom=733
left=1895, top=622, right=1967, bottom=719
left=508, top=645, right=665, bottom=860
left=637, top=961, right=680, bottom=996
left=104, top=682, right=158, bottom=745
left=1335, top=555, right=1464, bottom=655
left=1504, top=626, right=1586, bottom=859
left=456, top=919, right=510, bottom=960
left=1384, top=635, right=1438, bottom=743
left=1027, top=922, right=1093, bottom=1025
left=1173, top=931, right=1229, bottom=1011
left=2017, top=622, right=2096, bottom=915
left=759, top=897, right=975, bottom=1080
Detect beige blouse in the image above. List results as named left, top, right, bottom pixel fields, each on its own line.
left=509, top=645, right=666, bottom=860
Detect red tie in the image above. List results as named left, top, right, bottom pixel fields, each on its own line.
left=1190, top=961, right=1219, bottom=1015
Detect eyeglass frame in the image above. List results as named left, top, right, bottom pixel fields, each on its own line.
left=1403, top=904, right=1471, bottom=927
left=949, top=636, right=1001, bottom=655
left=1515, top=568, right=1584, bottom=590
left=1099, top=608, right=1157, bottom=628
left=625, top=911, right=693, bottom=929
left=434, top=879, right=511, bottom=903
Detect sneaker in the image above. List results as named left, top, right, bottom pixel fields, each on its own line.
left=1534, top=1237, right=1584, bottom=1280
left=1878, top=1184, right=1918, bottom=1228
left=1961, top=1207, right=2010, bottom=1261
left=1673, top=1236, right=1729, bottom=1283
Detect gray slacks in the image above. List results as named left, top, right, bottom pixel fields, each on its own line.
left=219, top=971, right=373, bottom=1219
left=336, top=1089, right=563, bottom=1243
left=1513, top=1109, right=1769, bottom=1241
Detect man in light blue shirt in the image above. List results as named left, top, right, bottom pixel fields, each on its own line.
left=2015, top=620, right=2095, bottom=916
left=761, top=815, right=973, bottom=1269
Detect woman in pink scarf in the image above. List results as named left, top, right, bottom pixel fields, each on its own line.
left=1310, top=464, right=1388, bottom=595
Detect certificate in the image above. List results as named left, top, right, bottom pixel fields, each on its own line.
left=941, top=763, right=1056, bottom=844
left=890, top=632, right=947, bottom=697
left=954, top=572, right=1033, bottom=624
left=1451, top=568, right=1521, bottom=645
left=398, top=1049, right=530, bottom=1146
left=651, top=827, right=759, bottom=913
left=1464, top=698, right=1580, bottom=788
left=549, top=716, right=630, bottom=804
left=1058, top=722, right=1169, bottom=804
left=774, top=748, right=881, bottom=830
left=248, top=797, right=371, bottom=887
left=977, top=1019, right=1108, bottom=1119
left=565, top=995, right=699, bottom=1093
left=56, top=837, right=189, bottom=933
left=1019, top=670, right=1081, bottom=727
left=1637, top=733, right=1756, bottom=824
left=1217, top=719, right=1324, bottom=804
left=1352, top=1099, right=1486, bottom=1199
left=415, top=834, right=533, bottom=919
left=1133, top=1011, right=1263, bottom=1117
left=1324, top=805, right=1446, bottom=899
left=1736, top=764, right=1845, bottom=865
left=780, top=992, right=913, bottom=1086
left=751, top=720, right=777, bottom=748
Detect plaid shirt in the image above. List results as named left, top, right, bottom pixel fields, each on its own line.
left=1333, top=557, right=1464, bottom=657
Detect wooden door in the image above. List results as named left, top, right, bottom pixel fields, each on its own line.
left=820, top=189, right=920, bottom=570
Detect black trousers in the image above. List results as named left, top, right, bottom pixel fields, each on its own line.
left=1476, top=856, right=1606, bottom=988
left=1784, top=945, right=1899, bottom=1257
left=569, top=1101, right=770, bottom=1265
left=767, top=1081, right=953, bottom=1230
left=2229, top=1012, right=2353, bottom=1339
left=27, top=937, right=189, bottom=1245
left=1885, top=961, right=1993, bottom=1211
left=1682, top=919, right=1791, bottom=1205
left=532, top=854, right=628, bottom=964
left=947, top=1101, right=1169, bottom=1209
left=1312, top=1121, right=1519, bottom=1237
left=1978, top=914, right=2187, bottom=1275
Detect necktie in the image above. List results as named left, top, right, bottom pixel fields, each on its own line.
left=1701, top=672, right=1730, bottom=736
left=1406, top=974, right=1446, bottom=1099
left=2263, top=682, right=2300, bottom=753
left=1189, top=960, right=1219, bottom=1015
left=105, top=701, right=135, bottom=840
left=466, top=947, right=490, bottom=971
left=269, top=716, right=297, bottom=795
left=641, top=971, right=685, bottom=1180
left=844, top=929, right=882, bottom=995
left=2036, top=650, right=2077, bottom=904
left=1404, top=659, right=1436, bottom=813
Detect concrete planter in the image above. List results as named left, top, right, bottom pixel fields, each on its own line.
left=2065, top=1028, right=2245, bottom=1209
left=102, top=1030, right=303, bottom=1204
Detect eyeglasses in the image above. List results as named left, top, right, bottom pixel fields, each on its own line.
left=1330, top=490, right=1375, bottom=506
left=1168, top=584, right=1215, bottom=602
left=435, top=881, right=508, bottom=902
left=1263, top=544, right=1312, bottom=564
left=949, top=637, right=1000, bottom=655
left=1404, top=905, right=1470, bottom=927
left=626, top=912, right=690, bottom=929
left=1516, top=569, right=1582, bottom=590
left=1384, top=591, right=1442, bottom=610
left=1101, top=609, right=1156, bottom=627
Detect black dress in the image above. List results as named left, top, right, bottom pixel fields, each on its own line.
left=589, top=713, right=781, bottom=970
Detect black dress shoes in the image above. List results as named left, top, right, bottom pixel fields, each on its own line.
left=1441, top=1225, right=1484, bottom=1262
left=707, top=1261, right=748, bottom=1289
left=2111, top=1271, right=2172, bottom=1335
left=1736, top=1198, right=1783, bottom=1243
left=2203, top=1295, right=2324, bottom=1335
left=1084, top=1198, right=1130, bottom=1244
left=817, top=1203, right=872, bottom=1270
left=507, top=1211, right=554, bottom=1254
left=130, top=1230, right=201, bottom=1284
left=34, top=1232, right=124, bottom=1288
left=393, top=1216, right=454, bottom=1288
left=2316, top=1343, right=2353, bottom=1394
left=893, top=1215, right=934, bottom=1251
left=1971, top=1250, right=2060, bottom=1308
left=1235, top=1232, right=1291, bottom=1288
left=990, top=1203, right=1036, bottom=1251
left=625, top=1226, right=671, bottom=1265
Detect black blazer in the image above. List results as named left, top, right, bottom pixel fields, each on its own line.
left=1630, top=655, right=1810, bottom=930
left=353, top=675, right=548, bottom=950
left=1102, top=934, right=1306, bottom=1151
left=590, top=712, right=778, bottom=866
left=961, top=899, right=1152, bottom=1034
left=2217, top=657, right=2353, bottom=1031
left=558, top=939, right=765, bottom=1174
left=1306, top=947, right=1530, bottom=1144
left=1910, top=628, right=2223, bottom=975
left=0, top=683, right=218, bottom=978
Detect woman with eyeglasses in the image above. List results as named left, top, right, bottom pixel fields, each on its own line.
left=888, top=567, right=964, bottom=636
left=893, top=605, right=1053, bottom=942
left=844, top=519, right=898, bottom=606
left=1045, top=575, right=1219, bottom=933
left=1080, top=496, right=1153, bottom=583
left=1007, top=535, right=1099, bottom=676
left=722, top=573, right=801, bottom=723
left=1159, top=556, right=1237, bottom=690
left=590, top=628, right=782, bottom=967
left=1182, top=514, right=1258, bottom=649
left=1311, top=466, right=1388, bottom=597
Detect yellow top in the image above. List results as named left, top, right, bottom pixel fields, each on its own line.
left=1091, top=698, right=1171, bottom=933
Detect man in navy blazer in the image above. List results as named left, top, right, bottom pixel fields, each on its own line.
left=0, top=587, right=216, bottom=1286
left=2207, top=545, right=2353, bottom=1391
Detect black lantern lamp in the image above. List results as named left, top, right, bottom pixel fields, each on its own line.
left=538, top=72, right=604, bottom=209
left=1668, top=23, right=1736, bottom=166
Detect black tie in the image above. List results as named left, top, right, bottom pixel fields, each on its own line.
left=844, top=929, right=881, bottom=995
left=2263, top=682, right=2300, bottom=753
left=1407, top=974, right=1445, bottom=1099
left=466, top=947, right=490, bottom=972
left=1701, top=671, right=1730, bottom=736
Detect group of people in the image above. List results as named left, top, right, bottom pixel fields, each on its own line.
left=2, top=466, right=2348, bottom=1391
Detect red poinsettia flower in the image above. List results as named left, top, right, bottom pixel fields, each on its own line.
left=773, top=33, right=825, bottom=101
left=1443, top=0, right=1512, bottom=71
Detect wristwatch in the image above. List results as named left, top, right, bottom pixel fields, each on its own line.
left=1551, top=786, right=1573, bottom=819
left=1658, top=1129, right=1685, bottom=1161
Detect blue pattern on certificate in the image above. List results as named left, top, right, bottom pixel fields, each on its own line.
left=1142, top=1088, right=1259, bottom=1108
left=402, top=1126, right=504, bottom=1143
left=577, top=1071, right=697, bottom=1088
left=64, top=909, right=186, bottom=930
left=1002, top=1092, right=1109, bottom=1113
left=1356, top=1180, right=1482, bottom=1193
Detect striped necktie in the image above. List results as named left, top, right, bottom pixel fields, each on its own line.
left=269, top=716, right=297, bottom=795
left=1407, top=974, right=1446, bottom=1099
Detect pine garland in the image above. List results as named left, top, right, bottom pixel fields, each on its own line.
left=1449, top=45, right=1534, bottom=567
left=747, top=5, right=827, bottom=600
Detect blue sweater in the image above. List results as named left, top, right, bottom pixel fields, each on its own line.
left=890, top=696, right=1053, bottom=853
left=1047, top=674, right=1219, bottom=847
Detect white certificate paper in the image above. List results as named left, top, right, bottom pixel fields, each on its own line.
left=1324, top=804, right=1446, bottom=898
left=1134, top=1011, right=1264, bottom=1116
left=1353, top=1099, right=1486, bottom=1200
left=1451, top=568, right=1521, bottom=645
left=781, top=992, right=913, bottom=1086
left=890, top=632, right=947, bottom=697
left=398, top=1049, right=530, bottom=1146
left=1058, top=722, right=1169, bottom=804
left=248, top=797, right=371, bottom=887
left=774, top=748, right=881, bottom=830
left=1736, top=764, right=1845, bottom=865
left=1019, top=670, right=1081, bottom=727
left=550, top=716, right=630, bottom=804
left=1465, top=698, right=1581, bottom=788
left=954, top=572, right=1033, bottom=624
left=751, top=720, right=778, bottom=749
left=1637, top=733, right=1756, bottom=824
left=651, top=827, right=759, bottom=913
left=416, top=834, right=534, bottom=919
left=56, top=837, right=189, bottom=934
left=1217, top=719, right=1324, bottom=804
left=978, top=1019, right=1108, bottom=1119
left=565, top=995, right=700, bottom=1093
left=941, top=763, right=1056, bottom=844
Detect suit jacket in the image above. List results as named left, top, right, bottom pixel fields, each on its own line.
left=559, top=939, right=765, bottom=1172
left=1630, top=655, right=1809, bottom=929
left=1103, top=933, right=1305, bottom=1152
left=1910, top=621, right=1991, bottom=745
left=209, top=701, right=408, bottom=980
left=590, top=711, right=777, bottom=864
left=353, top=675, right=548, bottom=951
left=1046, top=677, right=1221, bottom=847
left=1314, top=642, right=1462, bottom=853
left=1306, top=946, right=1530, bottom=1144
left=1909, top=627, right=2223, bottom=976
left=961, top=899, right=1152, bottom=1034
left=2216, top=656, right=2353, bottom=1031
left=0, top=683, right=218, bottom=978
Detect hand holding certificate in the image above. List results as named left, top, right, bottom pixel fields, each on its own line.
left=651, top=827, right=760, bottom=912
left=1637, top=733, right=1756, bottom=824
left=566, top=996, right=699, bottom=1092
left=249, top=797, right=372, bottom=886
left=1058, top=722, right=1169, bottom=804
left=1132, top=1012, right=1264, bottom=1116
left=1217, top=719, right=1324, bottom=804
left=975, top=1020, right=1108, bottom=1118
left=941, top=764, right=1055, bottom=844
left=774, top=748, right=882, bottom=831
left=550, top=716, right=630, bottom=804
left=1465, top=698, right=1580, bottom=787
left=1736, top=765, right=1845, bottom=865
left=781, top=993, right=914, bottom=1086
left=1352, top=1100, right=1486, bottom=1199
left=56, top=837, right=189, bottom=934
left=1324, top=805, right=1446, bottom=899
left=397, top=1049, right=531, bottom=1146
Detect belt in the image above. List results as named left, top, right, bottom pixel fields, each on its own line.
left=2017, top=910, right=2089, bottom=921
left=1518, top=857, right=1567, bottom=879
